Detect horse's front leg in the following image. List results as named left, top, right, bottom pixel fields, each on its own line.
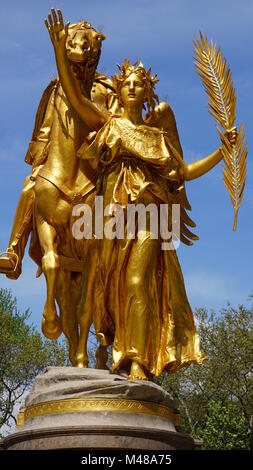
left=37, top=215, right=62, bottom=340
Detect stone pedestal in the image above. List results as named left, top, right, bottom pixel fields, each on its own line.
left=3, top=367, right=195, bottom=450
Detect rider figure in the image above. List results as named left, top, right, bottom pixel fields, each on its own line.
left=0, top=24, right=114, bottom=279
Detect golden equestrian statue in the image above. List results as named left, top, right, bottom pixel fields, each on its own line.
left=0, top=17, right=116, bottom=366
left=0, top=8, right=246, bottom=380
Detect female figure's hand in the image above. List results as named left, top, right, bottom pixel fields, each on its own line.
left=223, top=126, right=237, bottom=146
left=45, top=8, right=70, bottom=49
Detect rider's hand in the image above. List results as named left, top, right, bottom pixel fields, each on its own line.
left=45, top=8, right=70, bottom=49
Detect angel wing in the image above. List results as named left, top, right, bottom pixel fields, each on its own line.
left=145, top=102, right=199, bottom=246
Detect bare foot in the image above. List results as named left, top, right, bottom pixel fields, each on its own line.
left=128, top=361, right=147, bottom=381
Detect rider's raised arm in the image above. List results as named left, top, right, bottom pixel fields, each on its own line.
left=45, top=8, right=109, bottom=131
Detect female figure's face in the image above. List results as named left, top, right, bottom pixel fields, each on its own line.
left=120, top=72, right=146, bottom=108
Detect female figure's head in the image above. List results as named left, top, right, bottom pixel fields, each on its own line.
left=112, top=60, right=159, bottom=115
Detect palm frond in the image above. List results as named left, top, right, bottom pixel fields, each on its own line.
left=218, top=124, right=247, bottom=231
left=193, top=31, right=247, bottom=230
left=193, top=31, right=236, bottom=129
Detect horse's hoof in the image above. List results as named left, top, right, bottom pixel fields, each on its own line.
left=96, top=356, right=109, bottom=370
left=42, top=315, right=62, bottom=340
left=96, top=345, right=109, bottom=370
left=75, top=354, right=88, bottom=368
left=76, top=361, right=89, bottom=368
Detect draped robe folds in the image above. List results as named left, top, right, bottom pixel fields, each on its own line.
left=78, top=117, right=206, bottom=376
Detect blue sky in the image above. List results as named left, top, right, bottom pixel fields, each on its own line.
left=0, top=0, right=252, bottom=331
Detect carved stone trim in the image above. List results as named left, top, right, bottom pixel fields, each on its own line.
left=17, top=397, right=180, bottom=426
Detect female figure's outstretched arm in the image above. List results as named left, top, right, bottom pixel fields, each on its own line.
left=45, top=8, right=109, bottom=131
left=184, top=147, right=223, bottom=181
left=169, top=128, right=237, bottom=182
left=184, top=127, right=237, bottom=180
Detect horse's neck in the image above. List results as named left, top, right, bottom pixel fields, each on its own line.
left=45, top=86, right=89, bottom=184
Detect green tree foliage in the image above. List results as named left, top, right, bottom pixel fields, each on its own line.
left=202, top=401, right=251, bottom=450
left=157, top=302, right=253, bottom=449
left=0, top=288, right=69, bottom=433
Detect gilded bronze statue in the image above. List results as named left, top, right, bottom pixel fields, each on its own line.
left=0, top=18, right=115, bottom=366
left=0, top=8, right=246, bottom=381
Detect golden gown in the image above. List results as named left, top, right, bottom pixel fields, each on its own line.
left=78, top=116, right=206, bottom=376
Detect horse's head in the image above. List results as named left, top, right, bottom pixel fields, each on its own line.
left=66, top=22, right=106, bottom=67
left=66, top=22, right=106, bottom=96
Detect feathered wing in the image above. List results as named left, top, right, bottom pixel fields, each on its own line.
left=193, top=31, right=247, bottom=230
left=145, top=103, right=199, bottom=246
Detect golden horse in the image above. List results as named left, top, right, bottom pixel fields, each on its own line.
left=33, top=20, right=110, bottom=366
